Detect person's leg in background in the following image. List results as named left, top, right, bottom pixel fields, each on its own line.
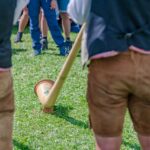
left=60, top=12, right=72, bottom=49
left=14, top=7, right=29, bottom=43
left=60, top=12, right=70, bottom=41
left=41, top=0, right=69, bottom=56
left=40, top=9, right=48, bottom=50
left=57, top=0, right=72, bottom=50
left=28, top=0, right=41, bottom=56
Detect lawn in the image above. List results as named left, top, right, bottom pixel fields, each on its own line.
left=11, top=27, right=140, bottom=150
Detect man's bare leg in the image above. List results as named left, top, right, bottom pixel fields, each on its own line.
left=95, top=134, right=122, bottom=150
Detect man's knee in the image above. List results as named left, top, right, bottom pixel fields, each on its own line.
left=95, top=134, right=122, bottom=150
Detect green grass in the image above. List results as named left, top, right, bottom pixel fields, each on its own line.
left=11, top=27, right=140, bottom=150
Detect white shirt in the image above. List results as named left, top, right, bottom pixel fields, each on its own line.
left=67, top=0, right=91, bottom=25
left=13, top=0, right=30, bottom=24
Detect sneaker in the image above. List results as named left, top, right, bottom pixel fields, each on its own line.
left=65, top=40, right=72, bottom=52
left=14, top=32, right=23, bottom=43
left=33, top=50, right=41, bottom=56
left=41, top=38, right=48, bottom=50
left=59, top=44, right=69, bottom=56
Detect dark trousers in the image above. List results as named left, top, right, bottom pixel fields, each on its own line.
left=0, top=0, right=16, bottom=68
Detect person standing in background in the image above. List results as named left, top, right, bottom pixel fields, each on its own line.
left=28, top=0, right=69, bottom=56
left=57, top=0, right=72, bottom=49
left=14, top=7, right=29, bottom=43
left=0, top=0, right=16, bottom=149
left=14, top=7, right=49, bottom=50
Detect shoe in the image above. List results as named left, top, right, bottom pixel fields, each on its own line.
left=14, top=32, right=23, bottom=43
left=33, top=50, right=41, bottom=56
left=59, top=44, right=69, bottom=56
left=65, top=40, right=72, bottom=52
left=41, top=38, right=48, bottom=50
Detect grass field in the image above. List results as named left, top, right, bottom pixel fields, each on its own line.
left=11, top=27, right=141, bottom=150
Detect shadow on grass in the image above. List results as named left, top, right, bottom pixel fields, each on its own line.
left=13, top=139, right=31, bottom=150
left=50, top=52, right=81, bottom=58
left=53, top=105, right=88, bottom=129
left=12, top=48, right=27, bottom=55
left=123, top=140, right=141, bottom=149
left=47, top=47, right=57, bottom=51
left=41, top=48, right=57, bottom=54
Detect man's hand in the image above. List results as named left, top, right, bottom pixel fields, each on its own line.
left=51, top=0, right=56, bottom=9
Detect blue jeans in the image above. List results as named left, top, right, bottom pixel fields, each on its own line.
left=28, top=0, right=64, bottom=51
left=57, top=0, right=70, bottom=12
